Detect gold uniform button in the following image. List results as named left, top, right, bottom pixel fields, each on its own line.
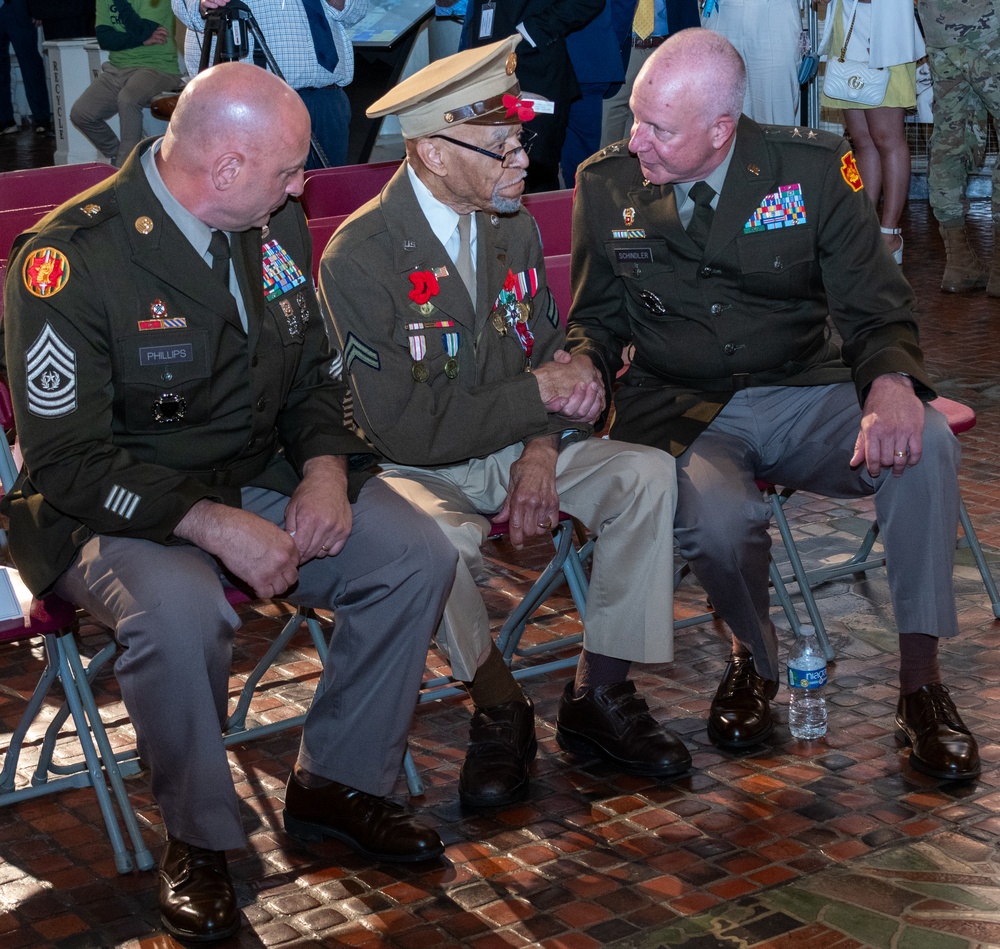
left=135, top=216, right=154, bottom=234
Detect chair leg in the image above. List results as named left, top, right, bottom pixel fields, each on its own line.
left=0, top=645, right=60, bottom=794
left=403, top=746, right=424, bottom=797
left=224, top=608, right=325, bottom=740
left=768, top=493, right=836, bottom=661
left=958, top=498, right=1000, bottom=619
left=58, top=631, right=155, bottom=872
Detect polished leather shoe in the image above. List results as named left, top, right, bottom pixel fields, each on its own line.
left=556, top=680, right=691, bottom=776
left=159, top=838, right=239, bottom=943
left=459, top=698, right=537, bottom=807
left=283, top=775, right=444, bottom=862
left=896, top=683, right=981, bottom=781
left=708, top=655, right=779, bottom=750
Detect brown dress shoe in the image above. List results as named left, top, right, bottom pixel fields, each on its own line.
left=159, top=838, right=239, bottom=943
left=708, top=656, right=779, bottom=749
left=283, top=775, right=444, bottom=862
left=459, top=698, right=537, bottom=808
left=556, top=680, right=691, bottom=776
left=896, top=684, right=981, bottom=781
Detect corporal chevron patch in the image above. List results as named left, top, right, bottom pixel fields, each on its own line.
left=25, top=322, right=77, bottom=418
left=544, top=291, right=559, bottom=329
left=344, top=333, right=381, bottom=373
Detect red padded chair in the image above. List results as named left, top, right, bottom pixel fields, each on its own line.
left=521, top=189, right=573, bottom=257
left=0, top=162, right=115, bottom=214
left=299, top=160, right=401, bottom=218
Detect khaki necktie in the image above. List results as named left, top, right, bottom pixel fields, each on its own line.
left=632, top=0, right=655, bottom=40
left=455, top=213, right=476, bottom=307
left=208, top=229, right=231, bottom=287
left=686, top=181, right=716, bottom=250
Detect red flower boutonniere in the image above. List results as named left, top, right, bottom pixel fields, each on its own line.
left=502, top=94, right=535, bottom=122
left=408, top=270, right=440, bottom=305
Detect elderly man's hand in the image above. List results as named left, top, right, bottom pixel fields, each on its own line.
left=851, top=373, right=924, bottom=478
left=497, top=436, right=560, bottom=548
left=532, top=350, right=605, bottom=424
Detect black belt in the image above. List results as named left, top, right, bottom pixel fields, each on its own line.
left=633, top=35, right=667, bottom=49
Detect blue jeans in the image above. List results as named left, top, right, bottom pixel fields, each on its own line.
left=0, top=0, right=51, bottom=126
left=296, top=84, right=350, bottom=169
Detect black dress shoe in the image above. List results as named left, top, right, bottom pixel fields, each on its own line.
left=556, top=680, right=691, bottom=777
left=283, top=775, right=444, bottom=862
left=459, top=698, right=537, bottom=807
left=896, top=683, right=981, bottom=781
left=159, top=838, right=239, bottom=943
left=708, top=655, right=779, bottom=749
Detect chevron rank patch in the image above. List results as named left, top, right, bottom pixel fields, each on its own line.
left=744, top=184, right=807, bottom=233
left=344, top=332, right=381, bottom=372
left=25, top=322, right=77, bottom=418
left=23, top=247, right=70, bottom=298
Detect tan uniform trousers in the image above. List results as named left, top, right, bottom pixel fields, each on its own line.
left=380, top=437, right=678, bottom=682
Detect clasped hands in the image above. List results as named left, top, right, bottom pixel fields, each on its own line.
left=532, top=350, right=604, bottom=424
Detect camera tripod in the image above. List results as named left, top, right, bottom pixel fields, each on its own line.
left=199, top=0, right=330, bottom=168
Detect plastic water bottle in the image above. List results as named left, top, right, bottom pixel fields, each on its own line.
left=787, top=625, right=828, bottom=739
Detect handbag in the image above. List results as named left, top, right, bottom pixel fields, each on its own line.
left=822, top=0, right=889, bottom=106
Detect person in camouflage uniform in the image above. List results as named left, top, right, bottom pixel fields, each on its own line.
left=916, top=0, right=1000, bottom=294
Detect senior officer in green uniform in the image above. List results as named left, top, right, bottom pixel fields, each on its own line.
left=566, top=28, right=980, bottom=780
left=2, top=63, right=455, bottom=943
left=320, top=37, right=685, bottom=811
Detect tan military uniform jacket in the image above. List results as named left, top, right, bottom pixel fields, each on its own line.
left=566, top=116, right=934, bottom=457
left=1, top=140, right=371, bottom=594
left=320, top=165, right=587, bottom=468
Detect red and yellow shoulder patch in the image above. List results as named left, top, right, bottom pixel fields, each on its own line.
left=23, top=247, right=70, bottom=298
left=840, top=151, right=863, bottom=192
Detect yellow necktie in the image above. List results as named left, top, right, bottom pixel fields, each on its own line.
left=632, top=0, right=655, bottom=40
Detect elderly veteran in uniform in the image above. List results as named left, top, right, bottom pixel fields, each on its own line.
left=320, top=36, right=685, bottom=810
left=1, top=63, right=456, bottom=943
left=565, top=27, right=980, bottom=781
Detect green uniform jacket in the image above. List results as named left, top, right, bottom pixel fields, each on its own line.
left=320, top=165, right=588, bottom=468
left=2, top=140, right=372, bottom=595
left=566, top=117, right=933, bottom=457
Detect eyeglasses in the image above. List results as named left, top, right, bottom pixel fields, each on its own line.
left=430, top=129, right=536, bottom=169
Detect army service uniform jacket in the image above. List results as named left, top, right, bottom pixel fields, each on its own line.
left=320, top=164, right=586, bottom=469
left=566, top=116, right=935, bottom=457
left=2, top=140, right=371, bottom=595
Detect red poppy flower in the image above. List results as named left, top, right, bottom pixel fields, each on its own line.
left=408, top=270, right=440, bottom=305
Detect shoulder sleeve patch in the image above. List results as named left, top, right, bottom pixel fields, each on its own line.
left=23, top=247, right=70, bottom=297
left=26, top=322, right=77, bottom=418
left=840, top=150, right=864, bottom=192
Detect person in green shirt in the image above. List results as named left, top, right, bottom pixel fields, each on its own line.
left=70, top=0, right=183, bottom=165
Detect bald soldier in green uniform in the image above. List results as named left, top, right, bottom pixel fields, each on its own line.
left=2, top=63, right=454, bottom=943
left=321, top=37, right=686, bottom=812
left=566, top=28, right=980, bottom=781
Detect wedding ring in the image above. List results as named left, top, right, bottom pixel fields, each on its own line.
left=893, top=450, right=908, bottom=458
left=320, top=544, right=330, bottom=551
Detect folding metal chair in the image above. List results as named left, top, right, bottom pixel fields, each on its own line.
left=762, top=396, right=1000, bottom=659
left=0, top=380, right=328, bottom=871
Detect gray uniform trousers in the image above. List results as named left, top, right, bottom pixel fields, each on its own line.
left=380, top=437, right=678, bottom=683
left=54, top=478, right=456, bottom=852
left=673, top=383, right=962, bottom=682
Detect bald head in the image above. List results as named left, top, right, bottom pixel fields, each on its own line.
left=627, top=28, right=745, bottom=185
left=638, top=28, right=746, bottom=125
left=158, top=63, right=311, bottom=230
